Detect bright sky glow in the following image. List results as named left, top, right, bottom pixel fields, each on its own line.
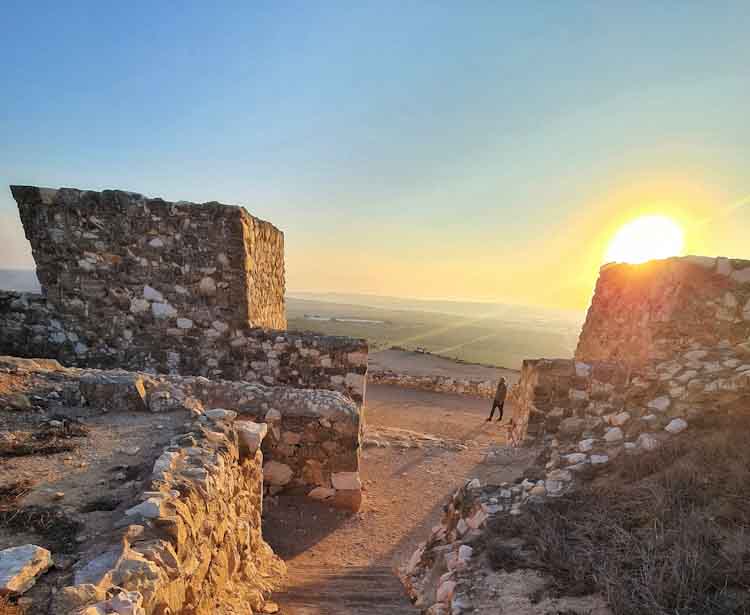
left=605, top=216, right=685, bottom=264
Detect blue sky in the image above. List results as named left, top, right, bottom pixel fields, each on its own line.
left=1, top=1, right=748, bottom=307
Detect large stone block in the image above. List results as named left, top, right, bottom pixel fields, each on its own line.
left=0, top=544, right=53, bottom=595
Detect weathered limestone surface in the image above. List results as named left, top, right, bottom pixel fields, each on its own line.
left=61, top=409, right=285, bottom=615
left=576, top=255, right=750, bottom=366
left=1, top=185, right=368, bottom=403
left=509, top=347, right=750, bottom=451
left=0, top=544, right=53, bottom=596
left=12, top=185, right=285, bottom=330
left=0, top=290, right=368, bottom=404
left=0, top=356, right=363, bottom=510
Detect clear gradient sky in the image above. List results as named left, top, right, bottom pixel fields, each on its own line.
left=1, top=2, right=748, bottom=309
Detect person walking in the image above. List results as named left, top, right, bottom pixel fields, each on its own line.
left=486, top=377, right=507, bottom=422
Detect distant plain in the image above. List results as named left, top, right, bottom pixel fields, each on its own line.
left=287, top=292, right=583, bottom=370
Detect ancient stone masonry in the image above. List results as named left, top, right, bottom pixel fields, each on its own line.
left=0, top=290, right=368, bottom=404
left=576, top=255, right=750, bottom=366
left=12, top=185, right=286, bottom=331
left=508, top=347, right=750, bottom=466
left=0, top=357, right=363, bottom=511
left=0, top=355, right=291, bottom=614
left=368, top=369, right=495, bottom=399
left=1, top=186, right=368, bottom=404
left=405, top=255, right=750, bottom=615
left=66, top=418, right=285, bottom=615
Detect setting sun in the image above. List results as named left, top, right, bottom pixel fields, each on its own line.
left=605, top=215, right=685, bottom=264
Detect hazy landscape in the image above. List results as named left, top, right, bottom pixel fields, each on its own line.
left=288, top=292, right=583, bottom=369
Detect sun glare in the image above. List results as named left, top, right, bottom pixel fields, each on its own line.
left=605, top=215, right=685, bottom=264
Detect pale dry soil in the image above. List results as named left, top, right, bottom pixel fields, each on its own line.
left=264, top=384, right=535, bottom=614
left=0, top=371, right=191, bottom=611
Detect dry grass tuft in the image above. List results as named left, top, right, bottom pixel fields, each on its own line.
left=0, top=506, right=82, bottom=553
left=486, top=414, right=750, bottom=615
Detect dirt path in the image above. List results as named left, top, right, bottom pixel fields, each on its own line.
left=264, top=384, right=534, bottom=614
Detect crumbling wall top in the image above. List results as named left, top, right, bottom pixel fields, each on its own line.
left=576, top=255, right=750, bottom=366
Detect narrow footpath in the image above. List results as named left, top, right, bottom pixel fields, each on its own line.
left=263, top=384, right=533, bottom=614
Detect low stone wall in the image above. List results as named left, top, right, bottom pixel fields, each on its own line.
left=406, top=341, right=750, bottom=614
left=1, top=356, right=363, bottom=511
left=56, top=407, right=285, bottom=615
left=402, top=479, right=533, bottom=614
left=507, top=358, right=632, bottom=446
left=508, top=346, right=750, bottom=472
left=576, top=255, right=750, bottom=366
left=0, top=290, right=368, bottom=404
left=368, top=369, right=495, bottom=399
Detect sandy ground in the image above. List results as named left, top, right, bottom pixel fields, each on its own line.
left=369, top=349, right=520, bottom=386
left=264, top=384, right=536, bottom=613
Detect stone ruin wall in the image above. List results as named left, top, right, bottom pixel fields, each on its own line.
left=76, top=365, right=364, bottom=510
left=576, top=255, right=750, bottom=366
left=0, top=186, right=368, bottom=404
left=510, top=255, right=750, bottom=453
left=0, top=355, right=363, bottom=612
left=12, top=185, right=285, bottom=333
left=71, top=416, right=283, bottom=615
left=0, top=356, right=290, bottom=614
left=407, top=257, right=750, bottom=613
left=368, top=368, right=496, bottom=399
left=0, top=291, right=368, bottom=404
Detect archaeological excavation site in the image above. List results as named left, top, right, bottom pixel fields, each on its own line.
left=1, top=185, right=750, bottom=615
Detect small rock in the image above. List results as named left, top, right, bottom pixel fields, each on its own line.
left=198, top=276, right=217, bottom=297
left=308, top=487, right=335, bottom=501
left=611, top=412, right=631, bottom=426
left=125, top=497, right=165, bottom=519
left=665, top=418, right=688, bottom=434
left=647, top=396, right=671, bottom=413
left=6, top=393, right=31, bottom=411
left=142, top=285, right=164, bottom=302
left=529, top=483, right=547, bottom=497
left=236, top=421, right=268, bottom=455
left=637, top=433, right=660, bottom=451
left=604, top=427, right=623, bottom=442
left=264, top=461, right=294, bottom=487
left=204, top=408, right=237, bottom=422
left=564, top=453, right=587, bottom=465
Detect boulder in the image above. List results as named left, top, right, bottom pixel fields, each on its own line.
left=79, top=372, right=148, bottom=412
left=0, top=544, right=53, bottom=595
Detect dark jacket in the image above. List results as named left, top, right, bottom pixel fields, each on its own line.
left=494, top=381, right=507, bottom=403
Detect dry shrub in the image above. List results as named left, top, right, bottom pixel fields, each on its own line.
left=487, top=414, right=750, bottom=615
left=0, top=480, right=33, bottom=510
left=0, top=506, right=82, bottom=553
